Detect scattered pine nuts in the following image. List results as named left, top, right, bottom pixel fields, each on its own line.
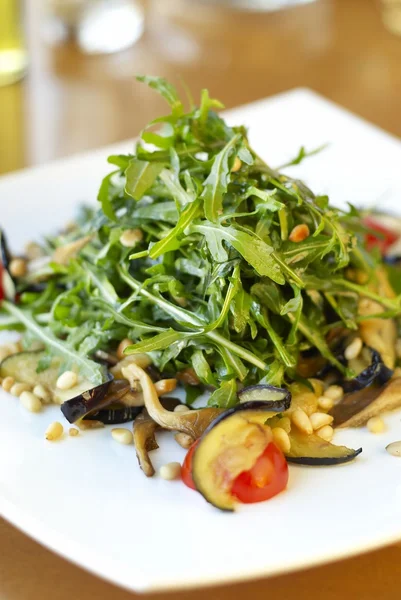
left=386, top=441, right=401, bottom=457
left=56, top=370, right=78, bottom=390
left=174, top=404, right=190, bottom=413
left=231, top=156, right=242, bottom=172
left=20, top=391, right=42, bottom=413
left=111, top=428, right=133, bottom=445
left=289, top=224, right=310, bottom=243
left=10, top=382, right=31, bottom=397
left=344, top=337, right=363, bottom=361
left=272, top=427, right=291, bottom=454
left=159, top=462, right=182, bottom=481
left=291, top=409, right=313, bottom=435
left=367, top=416, right=386, bottom=434
left=317, top=396, right=334, bottom=411
left=33, top=384, right=51, bottom=404
left=316, top=425, right=334, bottom=442
left=45, top=421, right=63, bottom=441
left=310, top=412, right=334, bottom=431
left=120, top=229, right=143, bottom=248
left=324, top=385, right=343, bottom=402
left=117, top=338, right=133, bottom=360
left=2, top=376, right=15, bottom=392
left=69, top=427, right=79, bottom=437
left=9, top=257, right=27, bottom=278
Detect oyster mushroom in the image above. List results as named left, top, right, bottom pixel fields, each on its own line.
left=122, top=363, right=223, bottom=439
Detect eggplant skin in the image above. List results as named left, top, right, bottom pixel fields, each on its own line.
left=285, top=429, right=362, bottom=466
left=60, top=376, right=114, bottom=423
left=342, top=349, right=393, bottom=394
left=286, top=448, right=362, bottom=466
left=84, top=405, right=142, bottom=425
left=237, top=384, right=291, bottom=410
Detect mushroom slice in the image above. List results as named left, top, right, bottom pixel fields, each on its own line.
left=122, top=363, right=223, bottom=438
left=332, top=376, right=401, bottom=428
left=133, top=398, right=182, bottom=477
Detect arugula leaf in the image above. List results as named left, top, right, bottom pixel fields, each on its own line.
left=125, top=159, right=163, bottom=201
left=192, top=222, right=285, bottom=284
left=97, top=170, right=118, bottom=221
left=202, top=134, right=240, bottom=222
left=207, top=378, right=237, bottom=408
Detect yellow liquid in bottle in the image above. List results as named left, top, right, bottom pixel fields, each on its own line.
left=0, top=0, right=28, bottom=86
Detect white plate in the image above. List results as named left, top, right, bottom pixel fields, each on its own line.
left=1, top=89, right=401, bottom=593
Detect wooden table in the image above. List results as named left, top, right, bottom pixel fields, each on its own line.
left=1, top=0, right=401, bottom=597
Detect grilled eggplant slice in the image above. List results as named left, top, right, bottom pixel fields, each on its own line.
left=332, top=376, right=401, bottom=428
left=342, top=348, right=393, bottom=394
left=286, top=428, right=362, bottom=465
left=84, top=404, right=142, bottom=425
left=237, top=384, right=291, bottom=411
left=191, top=400, right=289, bottom=512
left=0, top=350, right=94, bottom=403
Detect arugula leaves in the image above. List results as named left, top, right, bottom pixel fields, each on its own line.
left=4, top=75, right=401, bottom=405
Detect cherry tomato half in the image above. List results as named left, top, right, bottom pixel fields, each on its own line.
left=364, top=217, right=398, bottom=254
left=181, top=439, right=199, bottom=490
left=231, top=442, right=288, bottom=504
left=182, top=439, right=288, bottom=505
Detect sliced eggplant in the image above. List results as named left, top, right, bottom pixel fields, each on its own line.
left=332, top=376, right=401, bottom=428
left=237, top=384, right=291, bottom=411
left=192, top=404, right=282, bottom=511
left=84, top=404, right=142, bottom=425
left=342, top=348, right=393, bottom=394
left=60, top=377, right=121, bottom=423
left=285, top=428, right=362, bottom=465
left=0, top=350, right=60, bottom=387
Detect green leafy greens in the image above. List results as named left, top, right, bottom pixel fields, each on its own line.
left=2, top=76, right=401, bottom=406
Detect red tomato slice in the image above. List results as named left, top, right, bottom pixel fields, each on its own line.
left=364, top=217, right=398, bottom=254
left=182, top=439, right=288, bottom=505
left=181, top=439, right=199, bottom=490
left=231, top=442, right=288, bottom=504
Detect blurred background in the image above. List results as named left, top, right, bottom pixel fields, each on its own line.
left=1, top=0, right=401, bottom=176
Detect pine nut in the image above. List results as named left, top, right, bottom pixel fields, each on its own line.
left=310, top=412, right=334, bottom=431
left=367, top=416, right=386, bottom=434
left=117, top=338, right=133, bottom=360
left=25, top=241, right=45, bottom=260
left=120, top=229, right=143, bottom=248
left=9, top=258, right=27, bottom=278
left=272, top=427, right=291, bottom=454
left=316, top=425, right=334, bottom=442
left=45, top=421, right=63, bottom=441
left=20, top=391, right=42, bottom=413
left=231, top=156, right=242, bottom=172
left=317, top=396, right=334, bottom=411
left=56, top=370, right=78, bottom=390
left=111, top=428, right=133, bottom=445
left=324, top=385, right=343, bottom=402
left=174, top=404, right=190, bottom=413
left=386, top=441, right=401, bottom=457
left=10, top=382, right=31, bottom=397
left=344, top=337, right=363, bottom=361
left=291, top=409, right=313, bottom=435
left=155, top=379, right=177, bottom=395
left=78, top=420, right=104, bottom=429
left=69, top=427, right=79, bottom=437
left=2, top=376, right=15, bottom=392
left=33, top=384, right=51, bottom=404
left=289, top=224, right=310, bottom=243
left=159, top=462, right=181, bottom=480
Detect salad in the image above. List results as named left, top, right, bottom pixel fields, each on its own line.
left=1, top=76, right=401, bottom=511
